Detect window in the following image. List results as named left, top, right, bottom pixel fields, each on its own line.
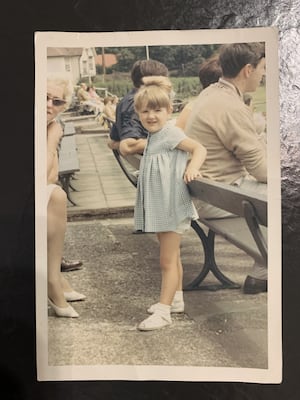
left=82, top=60, right=87, bottom=75
left=88, top=56, right=93, bottom=72
left=65, top=57, right=71, bottom=72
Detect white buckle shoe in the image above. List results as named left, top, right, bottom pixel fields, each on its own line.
left=138, top=311, right=172, bottom=331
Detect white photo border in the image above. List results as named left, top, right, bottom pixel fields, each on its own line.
left=35, top=28, right=281, bottom=383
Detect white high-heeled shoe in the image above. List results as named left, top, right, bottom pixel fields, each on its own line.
left=48, top=298, right=79, bottom=318
left=64, top=291, right=86, bottom=302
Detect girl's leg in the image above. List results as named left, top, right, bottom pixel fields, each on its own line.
left=138, top=231, right=181, bottom=331
left=147, top=237, right=184, bottom=315
left=157, top=231, right=181, bottom=305
left=47, top=187, right=71, bottom=308
left=176, top=248, right=183, bottom=291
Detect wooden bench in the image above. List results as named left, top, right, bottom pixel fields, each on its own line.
left=66, top=95, right=96, bottom=116
left=112, top=149, right=268, bottom=291
left=186, top=178, right=267, bottom=290
left=58, top=122, right=80, bottom=206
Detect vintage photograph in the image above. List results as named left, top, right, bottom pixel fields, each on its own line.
left=35, top=28, right=281, bottom=382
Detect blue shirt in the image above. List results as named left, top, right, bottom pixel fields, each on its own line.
left=110, top=88, right=148, bottom=141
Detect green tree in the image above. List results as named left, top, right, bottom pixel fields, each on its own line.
left=96, top=46, right=147, bottom=73
left=95, top=44, right=220, bottom=76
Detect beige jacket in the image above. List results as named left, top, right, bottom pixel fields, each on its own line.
left=185, top=78, right=267, bottom=184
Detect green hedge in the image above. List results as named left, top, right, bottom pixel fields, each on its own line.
left=91, top=74, right=200, bottom=99
left=86, top=75, right=265, bottom=112
left=171, top=77, right=200, bottom=98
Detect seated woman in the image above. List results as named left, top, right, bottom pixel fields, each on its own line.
left=97, top=96, right=116, bottom=128
left=102, top=96, right=116, bottom=121
left=87, top=85, right=104, bottom=112
left=47, top=75, right=85, bottom=318
left=77, top=83, right=102, bottom=115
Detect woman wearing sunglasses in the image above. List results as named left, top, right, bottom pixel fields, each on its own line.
left=47, top=76, right=85, bottom=318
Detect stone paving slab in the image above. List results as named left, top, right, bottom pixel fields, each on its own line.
left=66, top=133, right=136, bottom=219
left=48, top=218, right=268, bottom=369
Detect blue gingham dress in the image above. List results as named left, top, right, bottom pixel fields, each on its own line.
left=134, top=123, right=198, bottom=233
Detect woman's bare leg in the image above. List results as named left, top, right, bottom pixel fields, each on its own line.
left=47, top=187, right=70, bottom=307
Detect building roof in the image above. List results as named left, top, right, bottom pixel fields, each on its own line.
left=47, top=48, right=83, bottom=57
left=95, top=54, right=117, bottom=67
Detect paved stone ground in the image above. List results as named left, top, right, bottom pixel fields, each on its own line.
left=65, top=133, right=137, bottom=219
left=48, top=218, right=267, bottom=369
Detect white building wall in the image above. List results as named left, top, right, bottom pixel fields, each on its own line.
left=47, top=56, right=80, bottom=85
left=80, top=48, right=96, bottom=78
left=69, top=57, right=81, bottom=84
left=47, top=48, right=96, bottom=85
left=47, top=57, right=66, bottom=75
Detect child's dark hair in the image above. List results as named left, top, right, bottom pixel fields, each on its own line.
left=198, top=56, right=222, bottom=89
left=131, top=59, right=169, bottom=88
left=134, top=76, right=173, bottom=112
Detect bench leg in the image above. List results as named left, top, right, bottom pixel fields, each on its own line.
left=69, top=175, right=79, bottom=192
left=59, top=175, right=78, bottom=206
left=113, top=150, right=138, bottom=188
left=184, top=220, right=241, bottom=291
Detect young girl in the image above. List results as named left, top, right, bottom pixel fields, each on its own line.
left=134, top=76, right=207, bottom=331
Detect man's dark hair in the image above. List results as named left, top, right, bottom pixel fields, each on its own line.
left=131, top=59, right=169, bottom=88
left=198, top=56, right=222, bottom=89
left=219, top=42, right=265, bottom=78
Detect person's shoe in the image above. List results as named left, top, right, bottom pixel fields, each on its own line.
left=138, top=311, right=172, bottom=331
left=61, top=257, right=83, bottom=272
left=48, top=298, right=79, bottom=318
left=147, top=301, right=184, bottom=314
left=64, top=291, right=86, bottom=302
left=243, top=275, right=267, bottom=294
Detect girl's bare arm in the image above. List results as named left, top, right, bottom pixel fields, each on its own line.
left=176, top=138, right=207, bottom=183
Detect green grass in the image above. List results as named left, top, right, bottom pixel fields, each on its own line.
left=91, top=74, right=201, bottom=99
left=250, top=85, right=266, bottom=114
left=91, top=73, right=266, bottom=115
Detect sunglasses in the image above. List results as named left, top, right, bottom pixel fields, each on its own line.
left=47, top=95, right=67, bottom=107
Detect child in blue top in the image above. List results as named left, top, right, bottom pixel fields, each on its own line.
left=134, top=76, right=207, bottom=331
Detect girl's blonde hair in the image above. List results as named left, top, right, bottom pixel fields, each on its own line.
left=47, top=74, right=74, bottom=109
left=134, top=76, right=173, bottom=112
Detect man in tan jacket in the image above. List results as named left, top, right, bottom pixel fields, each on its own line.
left=185, top=43, right=267, bottom=294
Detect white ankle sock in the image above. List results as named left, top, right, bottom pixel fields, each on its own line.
left=173, top=290, right=183, bottom=303
left=156, top=303, right=171, bottom=315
